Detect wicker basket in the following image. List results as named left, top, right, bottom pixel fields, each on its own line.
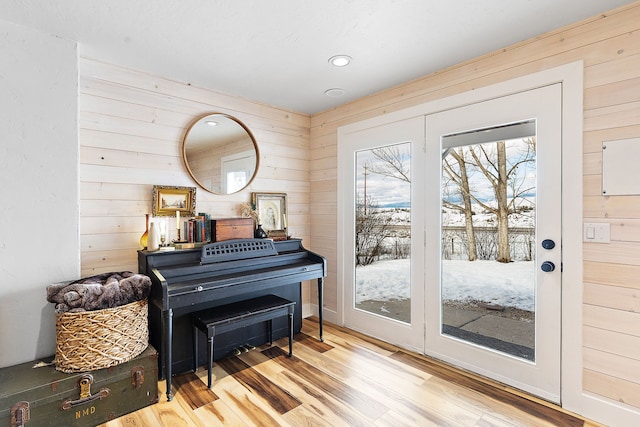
left=55, top=299, right=149, bottom=373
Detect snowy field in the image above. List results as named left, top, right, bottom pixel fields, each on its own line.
left=355, top=258, right=535, bottom=311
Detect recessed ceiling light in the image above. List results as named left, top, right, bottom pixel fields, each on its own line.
left=324, top=88, right=345, bottom=97
left=328, top=55, right=352, bottom=67
left=205, top=120, right=218, bottom=126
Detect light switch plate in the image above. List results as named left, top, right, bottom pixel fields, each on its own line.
left=583, top=223, right=610, bottom=243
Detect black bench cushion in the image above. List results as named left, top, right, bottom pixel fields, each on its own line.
left=193, top=294, right=294, bottom=328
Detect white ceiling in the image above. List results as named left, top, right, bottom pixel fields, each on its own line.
left=0, top=0, right=634, bottom=114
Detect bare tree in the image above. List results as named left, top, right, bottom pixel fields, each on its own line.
left=355, top=195, right=394, bottom=266
left=369, top=144, right=483, bottom=262
left=355, top=144, right=411, bottom=265
left=363, top=138, right=534, bottom=264
left=467, top=138, right=536, bottom=263
left=443, top=148, right=478, bottom=261
left=367, top=145, right=410, bottom=183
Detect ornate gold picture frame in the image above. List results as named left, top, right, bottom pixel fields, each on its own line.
left=152, top=185, right=196, bottom=217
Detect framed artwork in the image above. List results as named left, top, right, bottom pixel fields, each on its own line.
left=252, top=192, right=287, bottom=232
left=152, top=185, right=196, bottom=216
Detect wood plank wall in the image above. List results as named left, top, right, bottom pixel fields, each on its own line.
left=78, top=58, right=312, bottom=306
left=309, top=1, right=640, bottom=412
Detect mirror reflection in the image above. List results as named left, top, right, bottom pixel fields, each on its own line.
left=182, top=113, right=259, bottom=194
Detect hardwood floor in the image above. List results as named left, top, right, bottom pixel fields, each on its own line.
left=101, top=318, right=599, bottom=427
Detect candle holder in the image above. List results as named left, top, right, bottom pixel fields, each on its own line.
left=157, top=219, right=167, bottom=247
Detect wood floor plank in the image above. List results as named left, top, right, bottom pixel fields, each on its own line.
left=374, top=408, right=446, bottom=427
left=326, top=336, right=432, bottom=385
left=246, top=342, right=372, bottom=425
left=137, top=385, right=200, bottom=427
left=390, top=351, right=584, bottom=426
left=426, top=376, right=566, bottom=427
left=193, top=400, right=251, bottom=427
left=345, top=374, right=483, bottom=426
left=306, top=323, right=437, bottom=395
left=278, top=370, right=374, bottom=426
left=476, top=412, right=531, bottom=426
left=172, top=371, right=219, bottom=410
left=422, top=375, right=526, bottom=425
left=294, top=331, right=334, bottom=352
left=289, top=334, right=438, bottom=419
left=241, top=349, right=373, bottom=426
left=215, top=374, right=288, bottom=427
left=263, top=346, right=389, bottom=420
left=165, top=377, right=213, bottom=427
left=100, top=404, right=163, bottom=427
left=282, top=404, right=353, bottom=427
left=280, top=338, right=358, bottom=380
left=216, top=355, right=302, bottom=414
left=305, top=318, right=398, bottom=356
left=238, top=344, right=288, bottom=377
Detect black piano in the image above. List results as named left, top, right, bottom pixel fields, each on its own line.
left=138, top=238, right=326, bottom=401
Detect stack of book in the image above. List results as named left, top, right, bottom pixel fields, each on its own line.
left=181, top=213, right=211, bottom=244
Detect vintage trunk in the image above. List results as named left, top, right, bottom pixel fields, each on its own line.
left=0, top=345, right=158, bottom=427
left=210, top=218, right=254, bottom=241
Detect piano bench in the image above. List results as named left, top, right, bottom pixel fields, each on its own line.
left=191, top=294, right=295, bottom=388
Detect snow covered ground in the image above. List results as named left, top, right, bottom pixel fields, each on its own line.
left=380, top=204, right=535, bottom=228
left=356, top=258, right=534, bottom=311
left=357, top=201, right=536, bottom=312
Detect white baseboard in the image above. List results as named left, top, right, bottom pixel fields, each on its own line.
left=302, top=304, right=338, bottom=325
left=570, top=392, right=640, bottom=427
left=302, top=303, right=313, bottom=319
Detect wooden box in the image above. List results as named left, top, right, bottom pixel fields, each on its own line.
left=0, top=345, right=158, bottom=426
left=211, top=218, right=254, bottom=242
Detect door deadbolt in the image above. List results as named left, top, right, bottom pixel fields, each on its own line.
left=541, top=239, right=555, bottom=250
left=541, top=261, right=555, bottom=272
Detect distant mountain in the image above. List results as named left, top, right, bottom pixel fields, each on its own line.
left=381, top=201, right=411, bottom=208
left=444, top=193, right=536, bottom=204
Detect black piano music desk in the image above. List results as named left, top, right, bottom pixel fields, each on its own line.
left=138, top=238, right=326, bottom=401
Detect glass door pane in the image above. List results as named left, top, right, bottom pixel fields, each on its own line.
left=354, top=142, right=411, bottom=323
left=440, top=122, right=536, bottom=360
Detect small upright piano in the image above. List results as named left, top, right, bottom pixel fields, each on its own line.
left=138, top=238, right=326, bottom=400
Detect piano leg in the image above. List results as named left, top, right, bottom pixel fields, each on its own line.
left=288, top=310, right=294, bottom=356
left=318, top=277, right=324, bottom=342
left=164, top=308, right=174, bottom=401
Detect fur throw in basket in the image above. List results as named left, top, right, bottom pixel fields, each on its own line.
left=47, top=271, right=151, bottom=313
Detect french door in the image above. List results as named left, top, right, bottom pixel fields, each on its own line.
left=340, top=84, right=562, bottom=402
left=338, top=117, right=425, bottom=352
left=424, top=84, right=562, bottom=402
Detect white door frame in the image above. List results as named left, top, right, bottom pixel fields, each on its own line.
left=337, top=61, right=583, bottom=409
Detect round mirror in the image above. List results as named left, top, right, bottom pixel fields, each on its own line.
left=182, top=113, right=259, bottom=194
